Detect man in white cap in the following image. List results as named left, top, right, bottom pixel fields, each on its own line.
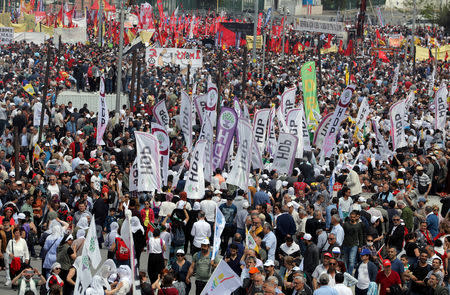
left=302, top=233, right=320, bottom=278
left=190, top=211, right=211, bottom=255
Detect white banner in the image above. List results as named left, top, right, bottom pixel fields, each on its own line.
left=227, top=120, right=253, bottom=190
left=267, top=107, right=277, bottom=156
left=276, top=107, right=288, bottom=133
left=54, top=27, right=87, bottom=44
left=286, top=108, right=304, bottom=159
left=33, top=102, right=49, bottom=126
left=355, top=97, right=370, bottom=130
left=206, top=76, right=218, bottom=127
left=151, top=123, right=170, bottom=186
left=294, top=18, right=346, bottom=36
left=429, top=67, right=436, bottom=96
left=434, top=84, right=448, bottom=138
left=85, top=215, right=101, bottom=269
left=146, top=48, right=203, bottom=69
left=193, top=94, right=208, bottom=125
left=198, top=117, right=214, bottom=182
left=404, top=91, right=415, bottom=110
left=185, top=140, right=206, bottom=199
left=251, top=134, right=264, bottom=170
left=135, top=132, right=161, bottom=192
left=96, top=77, right=108, bottom=145
left=0, top=27, right=13, bottom=44
left=391, top=65, right=400, bottom=95
left=200, top=260, right=242, bottom=295
left=322, top=85, right=355, bottom=160
left=180, top=90, right=193, bottom=150
left=212, top=206, right=225, bottom=261
left=252, top=108, right=270, bottom=158
left=281, top=86, right=296, bottom=119
left=129, top=159, right=138, bottom=192
left=153, top=99, right=169, bottom=128
left=272, top=133, right=298, bottom=176
left=372, top=120, right=391, bottom=161
left=300, top=104, right=311, bottom=151
left=313, top=112, right=333, bottom=147
left=389, top=99, right=407, bottom=150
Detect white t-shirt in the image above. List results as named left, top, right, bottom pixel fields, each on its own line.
left=47, top=184, right=60, bottom=196
left=148, top=237, right=165, bottom=254
left=338, top=197, right=353, bottom=214
left=356, top=262, right=370, bottom=290
left=200, top=200, right=216, bottom=222
left=334, top=283, right=353, bottom=295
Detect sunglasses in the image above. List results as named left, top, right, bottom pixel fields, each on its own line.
left=328, top=237, right=335, bottom=240
left=393, top=219, right=400, bottom=221
left=329, top=263, right=336, bottom=265
left=367, top=240, right=373, bottom=242
left=176, top=254, right=184, bottom=256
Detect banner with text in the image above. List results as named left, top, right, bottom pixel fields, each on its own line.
left=146, top=48, right=203, bottom=69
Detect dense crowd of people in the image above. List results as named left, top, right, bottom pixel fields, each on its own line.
left=0, top=12, right=448, bottom=295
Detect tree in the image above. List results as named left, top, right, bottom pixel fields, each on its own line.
left=436, top=4, right=450, bottom=32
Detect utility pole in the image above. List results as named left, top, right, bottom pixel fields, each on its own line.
left=136, top=50, right=142, bottom=103
left=38, top=43, right=52, bottom=144
left=261, top=30, right=266, bottom=79
left=317, top=38, right=322, bottom=88
left=241, top=46, right=248, bottom=99
left=98, top=0, right=103, bottom=46
left=115, top=0, right=125, bottom=112
left=281, top=7, right=286, bottom=59
left=216, top=49, right=223, bottom=128
left=186, top=64, right=191, bottom=91
left=412, top=0, right=416, bottom=71
left=130, top=49, right=137, bottom=110
left=357, top=0, right=366, bottom=38
left=252, top=0, right=258, bottom=63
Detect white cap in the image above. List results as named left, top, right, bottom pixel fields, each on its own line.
left=264, top=260, right=275, bottom=267
left=193, top=202, right=201, bottom=211
left=282, top=181, right=288, bottom=186
left=242, top=201, right=250, bottom=209
left=201, top=239, right=210, bottom=245
left=303, top=233, right=312, bottom=241
left=332, top=247, right=341, bottom=254
left=292, top=266, right=301, bottom=272
left=176, top=249, right=185, bottom=255
left=371, top=216, right=380, bottom=224
left=358, top=197, right=366, bottom=203
left=214, top=190, right=222, bottom=194
left=17, top=213, right=26, bottom=220
left=110, top=160, right=117, bottom=165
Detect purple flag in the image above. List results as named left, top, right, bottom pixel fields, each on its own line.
left=212, top=107, right=238, bottom=171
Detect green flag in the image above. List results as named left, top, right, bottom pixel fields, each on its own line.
left=301, top=61, right=320, bottom=129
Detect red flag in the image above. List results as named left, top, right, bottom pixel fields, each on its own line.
left=376, top=29, right=381, bottom=40
left=338, top=40, right=343, bottom=53
left=324, top=34, right=332, bottom=49
left=257, top=12, right=263, bottom=35
left=378, top=50, right=390, bottom=63
left=56, top=6, right=63, bottom=27
left=284, top=38, right=289, bottom=54
left=344, top=39, right=353, bottom=56
left=446, top=52, right=448, bottom=62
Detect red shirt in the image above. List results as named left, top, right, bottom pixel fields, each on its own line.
left=157, top=287, right=178, bottom=295
left=376, top=270, right=401, bottom=295
left=293, top=182, right=307, bottom=195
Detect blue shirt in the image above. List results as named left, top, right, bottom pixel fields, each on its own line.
left=262, top=231, right=277, bottom=261
left=391, top=258, right=404, bottom=275
left=254, top=190, right=270, bottom=206
left=313, top=286, right=338, bottom=295
left=325, top=204, right=343, bottom=229
left=427, top=213, right=439, bottom=238
left=219, top=203, right=237, bottom=226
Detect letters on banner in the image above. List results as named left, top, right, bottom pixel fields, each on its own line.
left=198, top=117, right=214, bottom=182
left=227, top=120, right=253, bottom=190
left=96, top=76, right=108, bottom=145
left=286, top=108, right=304, bottom=159
left=180, top=91, right=193, bottom=150
left=389, top=99, right=407, bottom=150
left=135, top=131, right=161, bottom=192
left=434, top=84, right=448, bottom=138
left=271, top=133, right=298, bottom=176
left=212, top=108, right=238, bottom=171
left=146, top=48, right=203, bottom=69
left=151, top=123, right=170, bottom=186
left=185, top=140, right=206, bottom=199
left=153, top=99, right=170, bottom=128
left=313, top=112, right=333, bottom=147
left=252, top=109, right=270, bottom=159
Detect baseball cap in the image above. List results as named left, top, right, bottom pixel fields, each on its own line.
left=383, top=259, right=391, bottom=267
left=263, top=260, right=275, bottom=267
left=303, top=233, right=312, bottom=241
left=324, top=252, right=333, bottom=258
left=360, top=248, right=371, bottom=256
left=371, top=216, right=380, bottom=224
left=249, top=267, right=260, bottom=274
left=176, top=249, right=185, bottom=255
left=200, top=239, right=210, bottom=245
left=332, top=247, right=341, bottom=254
left=418, top=197, right=427, bottom=203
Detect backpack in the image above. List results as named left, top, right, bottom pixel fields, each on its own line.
left=172, top=227, right=185, bottom=247
left=115, top=237, right=130, bottom=261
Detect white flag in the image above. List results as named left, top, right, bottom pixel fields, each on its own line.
left=185, top=140, right=207, bottom=199
left=391, top=64, right=400, bottom=95
left=227, top=120, right=253, bottom=190
left=281, top=86, right=296, bottom=119
left=372, top=120, right=391, bottom=161
left=198, top=117, right=214, bottom=182
left=151, top=123, right=170, bottom=186
left=193, top=94, right=208, bottom=124
left=389, top=99, right=407, bottom=150
left=252, top=108, right=270, bottom=158
left=32, top=102, right=49, bottom=126
left=434, top=84, right=448, bottom=138
left=135, top=131, right=161, bottom=192
left=211, top=206, right=225, bottom=261
left=85, top=215, right=102, bottom=269
left=299, top=104, right=311, bottom=151
left=129, top=159, right=138, bottom=192
left=121, top=212, right=141, bottom=295
left=96, top=76, right=108, bottom=145
left=180, top=90, right=193, bottom=150
left=200, top=260, right=242, bottom=295
left=267, top=107, right=277, bottom=156
left=73, top=255, right=92, bottom=295
left=276, top=107, right=288, bottom=133
left=404, top=91, right=416, bottom=110
left=251, top=134, right=264, bottom=170
left=429, top=67, right=436, bottom=96
left=272, top=133, right=298, bottom=176
left=286, top=108, right=304, bottom=159
left=355, top=97, right=370, bottom=130
left=153, top=99, right=170, bottom=128
left=206, top=76, right=218, bottom=126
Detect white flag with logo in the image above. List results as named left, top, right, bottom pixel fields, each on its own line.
left=84, top=215, right=102, bottom=269
left=180, top=90, right=193, bottom=150
left=389, top=99, right=407, bottom=150
left=96, top=77, right=108, bottom=145
left=129, top=159, right=138, bottom=192
left=193, top=94, right=208, bottom=124
left=251, top=134, right=264, bottom=170
left=286, top=108, right=304, bottom=159
left=355, top=97, right=370, bottom=130
left=153, top=99, right=170, bottom=128
left=272, top=132, right=298, bottom=176
left=434, top=84, right=448, bottom=138
left=227, top=120, right=253, bottom=190
left=185, top=139, right=206, bottom=199
left=151, top=123, right=170, bottom=186
left=135, top=131, right=161, bottom=192
left=206, top=76, right=218, bottom=126
left=281, top=86, right=296, bottom=119
left=198, top=117, right=214, bottom=182
left=211, top=206, right=225, bottom=261
left=200, top=260, right=242, bottom=295
left=252, top=108, right=270, bottom=158
left=404, top=91, right=415, bottom=110
left=391, top=64, right=400, bottom=95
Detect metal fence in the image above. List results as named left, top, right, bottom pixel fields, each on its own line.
left=56, top=91, right=129, bottom=113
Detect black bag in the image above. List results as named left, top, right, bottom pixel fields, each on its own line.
left=388, top=284, right=404, bottom=295
left=172, top=227, right=185, bottom=247
left=418, top=183, right=428, bottom=194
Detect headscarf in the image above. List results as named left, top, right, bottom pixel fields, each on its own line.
left=76, top=229, right=86, bottom=239
left=130, top=216, right=144, bottom=234
left=110, top=222, right=119, bottom=233
left=118, top=265, right=132, bottom=285
left=19, top=275, right=38, bottom=295
left=94, top=259, right=116, bottom=291
left=46, top=262, right=63, bottom=290
left=48, top=220, right=64, bottom=239
left=90, top=275, right=109, bottom=295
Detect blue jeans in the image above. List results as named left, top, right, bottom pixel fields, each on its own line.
left=343, top=245, right=358, bottom=274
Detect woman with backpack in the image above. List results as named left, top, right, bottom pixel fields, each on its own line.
left=105, top=222, right=119, bottom=260
left=130, top=217, right=145, bottom=268
left=147, top=228, right=166, bottom=283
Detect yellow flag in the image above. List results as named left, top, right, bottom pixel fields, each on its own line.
left=33, top=144, right=42, bottom=160
left=415, top=45, right=429, bottom=61
left=345, top=66, right=349, bottom=85
left=23, top=83, right=35, bottom=95
left=126, top=29, right=136, bottom=43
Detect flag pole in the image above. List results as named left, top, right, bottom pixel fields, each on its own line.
left=130, top=49, right=137, bottom=110
left=38, top=42, right=52, bottom=144
left=252, top=0, right=258, bottom=63
left=136, top=49, right=142, bottom=103
left=115, top=0, right=125, bottom=112
left=98, top=0, right=103, bottom=45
